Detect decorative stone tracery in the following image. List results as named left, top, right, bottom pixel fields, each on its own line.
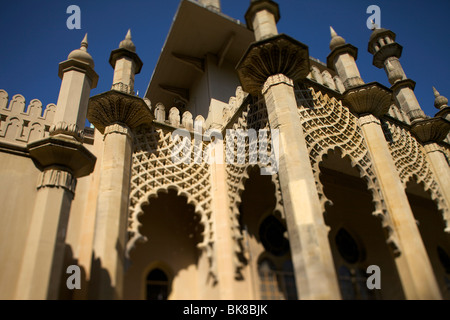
left=295, top=84, right=401, bottom=255
left=386, top=121, right=449, bottom=230
left=225, top=93, right=285, bottom=277
left=127, top=124, right=215, bottom=279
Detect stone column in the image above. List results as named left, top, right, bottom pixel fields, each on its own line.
left=343, top=82, right=442, bottom=299
left=358, top=115, right=442, bottom=299
left=238, top=0, right=341, bottom=299
left=410, top=106, right=450, bottom=231
left=16, top=35, right=97, bottom=299
left=88, top=92, right=153, bottom=299
left=262, top=74, right=341, bottom=299
left=15, top=169, right=76, bottom=299
left=424, top=143, right=450, bottom=223
left=87, top=31, right=152, bottom=299
left=209, top=134, right=236, bottom=299
left=89, top=123, right=133, bottom=299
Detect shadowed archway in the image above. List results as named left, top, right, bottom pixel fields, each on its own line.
left=406, top=179, right=450, bottom=299
left=124, top=188, right=205, bottom=300
left=319, top=148, right=405, bottom=300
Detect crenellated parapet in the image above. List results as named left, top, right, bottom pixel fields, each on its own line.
left=0, top=89, right=56, bottom=149
left=306, top=60, right=345, bottom=94
left=152, top=102, right=207, bottom=134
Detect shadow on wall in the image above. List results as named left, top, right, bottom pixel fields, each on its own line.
left=57, top=243, right=116, bottom=300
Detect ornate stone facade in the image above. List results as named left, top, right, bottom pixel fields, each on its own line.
left=0, top=0, right=449, bottom=301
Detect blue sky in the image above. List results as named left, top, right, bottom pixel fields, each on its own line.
left=0, top=0, right=449, bottom=118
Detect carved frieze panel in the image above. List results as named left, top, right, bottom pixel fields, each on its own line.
left=296, top=84, right=401, bottom=255
left=127, top=125, right=215, bottom=279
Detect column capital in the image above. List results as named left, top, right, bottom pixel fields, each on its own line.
left=27, top=135, right=96, bottom=178
left=87, top=90, right=154, bottom=134
left=236, top=34, right=309, bottom=95
left=410, top=117, right=450, bottom=144
left=37, top=168, right=77, bottom=194
left=104, top=123, right=132, bottom=140
left=343, top=82, right=393, bottom=118
left=423, top=142, right=445, bottom=155
left=358, top=114, right=381, bottom=127
left=49, top=121, right=85, bottom=142
left=262, top=74, right=293, bottom=94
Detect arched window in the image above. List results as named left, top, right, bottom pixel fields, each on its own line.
left=281, top=260, right=298, bottom=300
left=146, top=268, right=169, bottom=300
left=258, top=259, right=282, bottom=300
left=335, top=228, right=361, bottom=264
left=259, top=215, right=289, bottom=257
left=335, top=228, right=376, bottom=300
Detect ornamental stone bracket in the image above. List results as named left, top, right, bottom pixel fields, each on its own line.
left=343, top=82, right=393, bottom=117
left=27, top=134, right=97, bottom=178
left=410, top=117, right=450, bottom=144
left=87, top=90, right=154, bottom=134
left=236, top=33, right=310, bottom=95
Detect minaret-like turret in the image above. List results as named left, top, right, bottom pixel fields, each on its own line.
left=110, top=29, right=143, bottom=95
left=327, top=26, right=364, bottom=90
left=237, top=0, right=342, bottom=300
left=16, top=35, right=98, bottom=299
left=434, top=87, right=449, bottom=118
left=52, top=33, right=99, bottom=140
left=245, top=0, right=280, bottom=41
left=87, top=30, right=153, bottom=300
left=368, top=25, right=426, bottom=122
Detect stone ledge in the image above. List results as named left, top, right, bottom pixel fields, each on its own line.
left=58, top=59, right=99, bottom=88
left=326, top=43, right=358, bottom=70
left=372, top=43, right=403, bottom=69
left=245, top=0, right=280, bottom=31
left=109, top=47, right=143, bottom=74
left=27, top=135, right=96, bottom=178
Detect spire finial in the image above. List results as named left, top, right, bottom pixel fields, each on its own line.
left=81, top=33, right=88, bottom=51
left=433, top=87, right=448, bottom=110
left=433, top=86, right=440, bottom=98
left=329, top=26, right=346, bottom=51
left=67, top=33, right=94, bottom=68
left=119, top=29, right=136, bottom=52
left=330, top=26, right=338, bottom=38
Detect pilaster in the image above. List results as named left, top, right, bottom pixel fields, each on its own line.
left=261, top=74, right=341, bottom=299
left=87, top=89, right=153, bottom=299
left=345, top=85, right=442, bottom=299
left=15, top=36, right=97, bottom=299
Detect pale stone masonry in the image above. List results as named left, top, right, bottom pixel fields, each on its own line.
left=0, top=0, right=449, bottom=300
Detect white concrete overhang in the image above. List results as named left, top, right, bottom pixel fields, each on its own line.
left=145, top=0, right=254, bottom=108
